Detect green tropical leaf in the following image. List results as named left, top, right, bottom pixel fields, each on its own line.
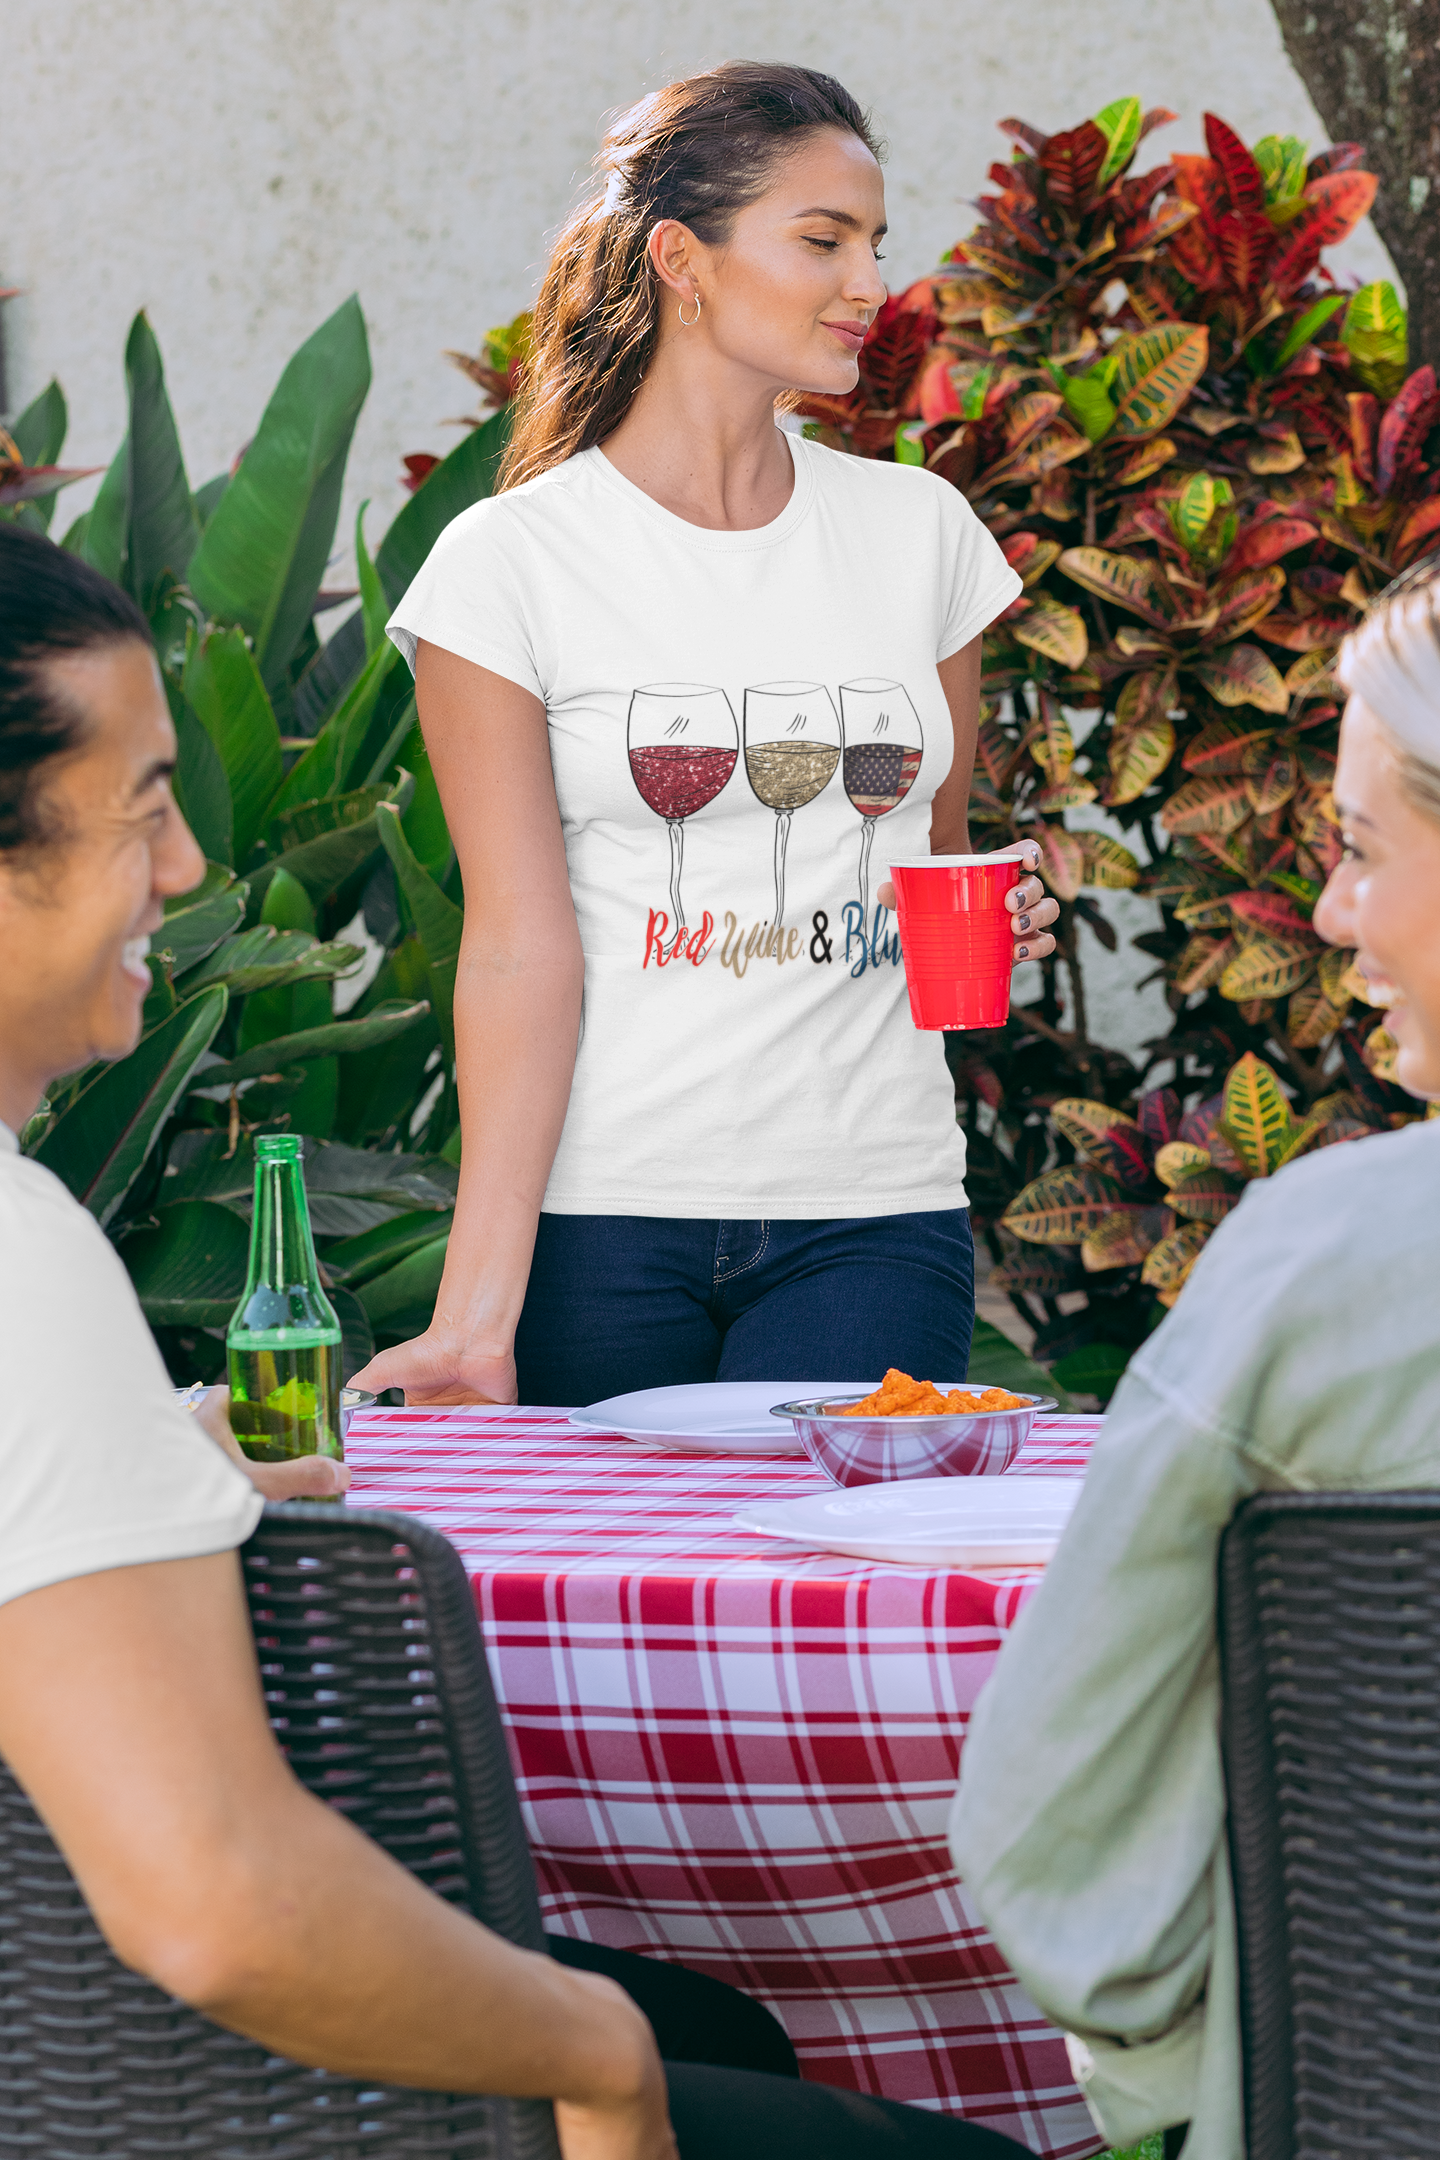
left=334, top=938, right=442, bottom=1147
left=189, top=294, right=371, bottom=689
left=34, top=987, right=228, bottom=1226
left=265, top=636, right=400, bottom=818
left=9, top=379, right=68, bottom=532
left=1003, top=1164, right=1129, bottom=1244
left=1154, top=1140, right=1213, bottom=1186
left=258, top=770, right=414, bottom=905
left=1219, top=934, right=1317, bottom=1002
left=154, top=875, right=247, bottom=976
left=183, top=926, right=361, bottom=996
left=1270, top=294, right=1346, bottom=374
left=376, top=801, right=463, bottom=1065
left=82, top=439, right=129, bottom=584
left=1049, top=1340, right=1131, bottom=1405
left=120, top=312, right=200, bottom=604
left=193, top=471, right=229, bottom=529
left=1140, top=1220, right=1212, bottom=1298
left=1053, top=364, right=1118, bottom=442
left=193, top=997, right=431, bottom=1089
left=1110, top=324, right=1208, bottom=437
left=168, top=686, right=234, bottom=867
left=182, top=626, right=285, bottom=862
left=119, top=1199, right=249, bottom=1325
left=375, top=405, right=509, bottom=603
left=355, top=498, right=390, bottom=656
left=1220, top=1051, right=1294, bottom=1176
left=1094, top=96, right=1143, bottom=186
left=1343, top=279, right=1408, bottom=401
left=358, top=1230, right=451, bottom=1336
left=1164, top=1168, right=1243, bottom=1224
left=322, top=1208, right=457, bottom=1289
left=1170, top=472, right=1218, bottom=554
left=966, top=1315, right=1076, bottom=1408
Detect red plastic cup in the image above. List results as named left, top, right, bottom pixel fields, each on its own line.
left=889, top=855, right=1021, bottom=1030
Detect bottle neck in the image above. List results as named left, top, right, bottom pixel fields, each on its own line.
left=232, top=1154, right=339, bottom=1340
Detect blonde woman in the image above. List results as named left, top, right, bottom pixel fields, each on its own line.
left=950, top=565, right=1440, bottom=2160
left=356, top=63, right=1056, bottom=1409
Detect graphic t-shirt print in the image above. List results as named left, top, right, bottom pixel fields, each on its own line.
left=631, top=673, right=922, bottom=983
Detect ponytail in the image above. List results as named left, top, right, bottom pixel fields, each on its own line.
left=499, top=62, right=881, bottom=492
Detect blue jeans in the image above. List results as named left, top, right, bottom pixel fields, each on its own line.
left=514, top=1210, right=975, bottom=1405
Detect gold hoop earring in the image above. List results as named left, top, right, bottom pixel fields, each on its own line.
left=678, top=291, right=702, bottom=328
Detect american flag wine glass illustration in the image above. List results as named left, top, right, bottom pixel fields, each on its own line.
left=742, top=681, right=841, bottom=924
left=627, top=684, right=738, bottom=930
left=839, top=679, right=923, bottom=919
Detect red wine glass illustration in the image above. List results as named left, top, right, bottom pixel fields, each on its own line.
left=839, top=679, right=923, bottom=920
left=743, top=681, right=841, bottom=924
left=628, top=684, right=738, bottom=930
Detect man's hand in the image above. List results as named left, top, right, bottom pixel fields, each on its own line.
left=551, top=1971, right=679, bottom=2160
left=190, top=1386, right=351, bottom=1500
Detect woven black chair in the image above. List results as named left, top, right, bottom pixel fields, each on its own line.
left=1220, top=1489, right=1440, bottom=2160
left=0, top=1503, right=563, bottom=2159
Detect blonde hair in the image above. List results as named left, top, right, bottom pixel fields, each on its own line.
left=1338, top=561, right=1440, bottom=822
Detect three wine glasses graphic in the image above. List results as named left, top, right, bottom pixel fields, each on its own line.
left=627, top=679, right=921, bottom=930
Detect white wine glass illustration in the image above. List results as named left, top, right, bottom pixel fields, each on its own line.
left=627, top=684, right=738, bottom=930
left=839, top=679, right=923, bottom=920
left=743, top=681, right=841, bottom=924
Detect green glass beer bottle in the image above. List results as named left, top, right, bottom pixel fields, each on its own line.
left=226, top=1134, right=343, bottom=1468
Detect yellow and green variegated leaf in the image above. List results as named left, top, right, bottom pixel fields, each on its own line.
left=1003, top=1164, right=1129, bottom=1245
left=1081, top=832, right=1142, bottom=889
left=1005, top=390, right=1066, bottom=450
left=1017, top=539, right=1062, bottom=588
left=1338, top=956, right=1385, bottom=1005
left=1211, top=566, right=1286, bottom=640
left=1114, top=625, right=1175, bottom=658
left=1219, top=934, right=1317, bottom=1002
left=1051, top=1099, right=1152, bottom=1190
left=1112, top=668, right=1172, bottom=733
left=1192, top=643, right=1288, bottom=714
left=1247, top=430, right=1305, bottom=475
left=1035, top=779, right=1099, bottom=811
left=1170, top=472, right=1218, bottom=555
left=1284, top=648, right=1335, bottom=697
left=1040, top=822, right=1086, bottom=902
left=1173, top=932, right=1237, bottom=994
left=1242, top=737, right=1298, bottom=814
left=1182, top=717, right=1273, bottom=775
left=1364, top=1024, right=1401, bottom=1083
left=1154, top=1140, right=1213, bottom=1187
left=1160, top=773, right=1251, bottom=836
left=1343, top=279, right=1408, bottom=401
left=1110, top=435, right=1177, bottom=487
left=1141, top=1220, right=1212, bottom=1296
left=1081, top=1207, right=1164, bottom=1273
left=1174, top=893, right=1240, bottom=930
left=1111, top=324, right=1209, bottom=438
left=1220, top=1051, right=1294, bottom=1177
left=1317, top=946, right=1355, bottom=1007
left=1030, top=701, right=1075, bottom=779
left=1094, top=95, right=1143, bottom=185
left=991, top=1244, right=1083, bottom=1294
left=1165, top=1168, right=1243, bottom=1224
left=1286, top=975, right=1347, bottom=1048
left=1058, top=546, right=1169, bottom=624
left=1014, top=593, right=1089, bottom=670
left=1108, top=715, right=1175, bottom=803
left=1273, top=1096, right=1369, bottom=1167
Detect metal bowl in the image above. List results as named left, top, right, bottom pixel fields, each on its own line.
left=770, top=1387, right=1056, bottom=1488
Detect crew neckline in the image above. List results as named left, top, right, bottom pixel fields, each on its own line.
left=0, top=1122, right=17, bottom=1155
left=587, top=427, right=816, bottom=552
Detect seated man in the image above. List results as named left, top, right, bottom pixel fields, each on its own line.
left=950, top=568, right=1440, bottom=2160
left=0, top=524, right=1030, bottom=2160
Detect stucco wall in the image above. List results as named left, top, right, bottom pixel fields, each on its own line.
left=6, top=0, right=1395, bottom=544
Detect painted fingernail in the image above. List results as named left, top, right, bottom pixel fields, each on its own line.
left=1016, top=944, right=1030, bottom=959
left=1017, top=914, right=1031, bottom=932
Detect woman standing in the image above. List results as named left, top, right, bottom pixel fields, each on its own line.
left=360, top=63, right=1057, bottom=1408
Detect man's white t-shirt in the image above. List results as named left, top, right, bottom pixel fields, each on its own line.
left=0, top=1125, right=261, bottom=1609
left=389, top=434, right=1021, bottom=1220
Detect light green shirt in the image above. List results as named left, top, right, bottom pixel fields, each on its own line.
left=950, top=1117, right=1440, bottom=2159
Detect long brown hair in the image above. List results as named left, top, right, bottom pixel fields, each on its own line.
left=498, top=62, right=881, bottom=492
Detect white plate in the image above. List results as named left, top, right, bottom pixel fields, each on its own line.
left=570, top=1382, right=875, bottom=1457
left=733, top=1474, right=1081, bottom=1566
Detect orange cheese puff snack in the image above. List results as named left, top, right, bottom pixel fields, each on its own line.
left=840, top=1372, right=1030, bottom=1417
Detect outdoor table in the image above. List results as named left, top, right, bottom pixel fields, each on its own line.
left=345, top=1406, right=1104, bottom=2160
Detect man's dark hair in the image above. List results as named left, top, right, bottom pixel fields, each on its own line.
left=0, top=524, right=150, bottom=851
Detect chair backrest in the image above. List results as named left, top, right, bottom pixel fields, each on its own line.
left=1219, top=1490, right=1440, bottom=2160
left=0, top=1502, right=562, bottom=2160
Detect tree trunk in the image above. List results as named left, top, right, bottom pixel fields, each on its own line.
left=1270, top=0, right=1440, bottom=373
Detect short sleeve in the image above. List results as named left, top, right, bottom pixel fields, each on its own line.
left=934, top=482, right=1023, bottom=662
left=0, top=1155, right=262, bottom=1607
left=387, top=497, right=546, bottom=702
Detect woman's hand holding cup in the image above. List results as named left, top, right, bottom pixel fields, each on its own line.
left=877, top=839, right=1058, bottom=968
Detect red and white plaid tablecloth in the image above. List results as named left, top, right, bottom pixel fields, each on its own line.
left=345, top=1408, right=1104, bottom=2159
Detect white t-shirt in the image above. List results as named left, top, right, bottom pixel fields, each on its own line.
left=389, top=433, right=1021, bottom=1219
left=0, top=1125, right=261, bottom=1608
